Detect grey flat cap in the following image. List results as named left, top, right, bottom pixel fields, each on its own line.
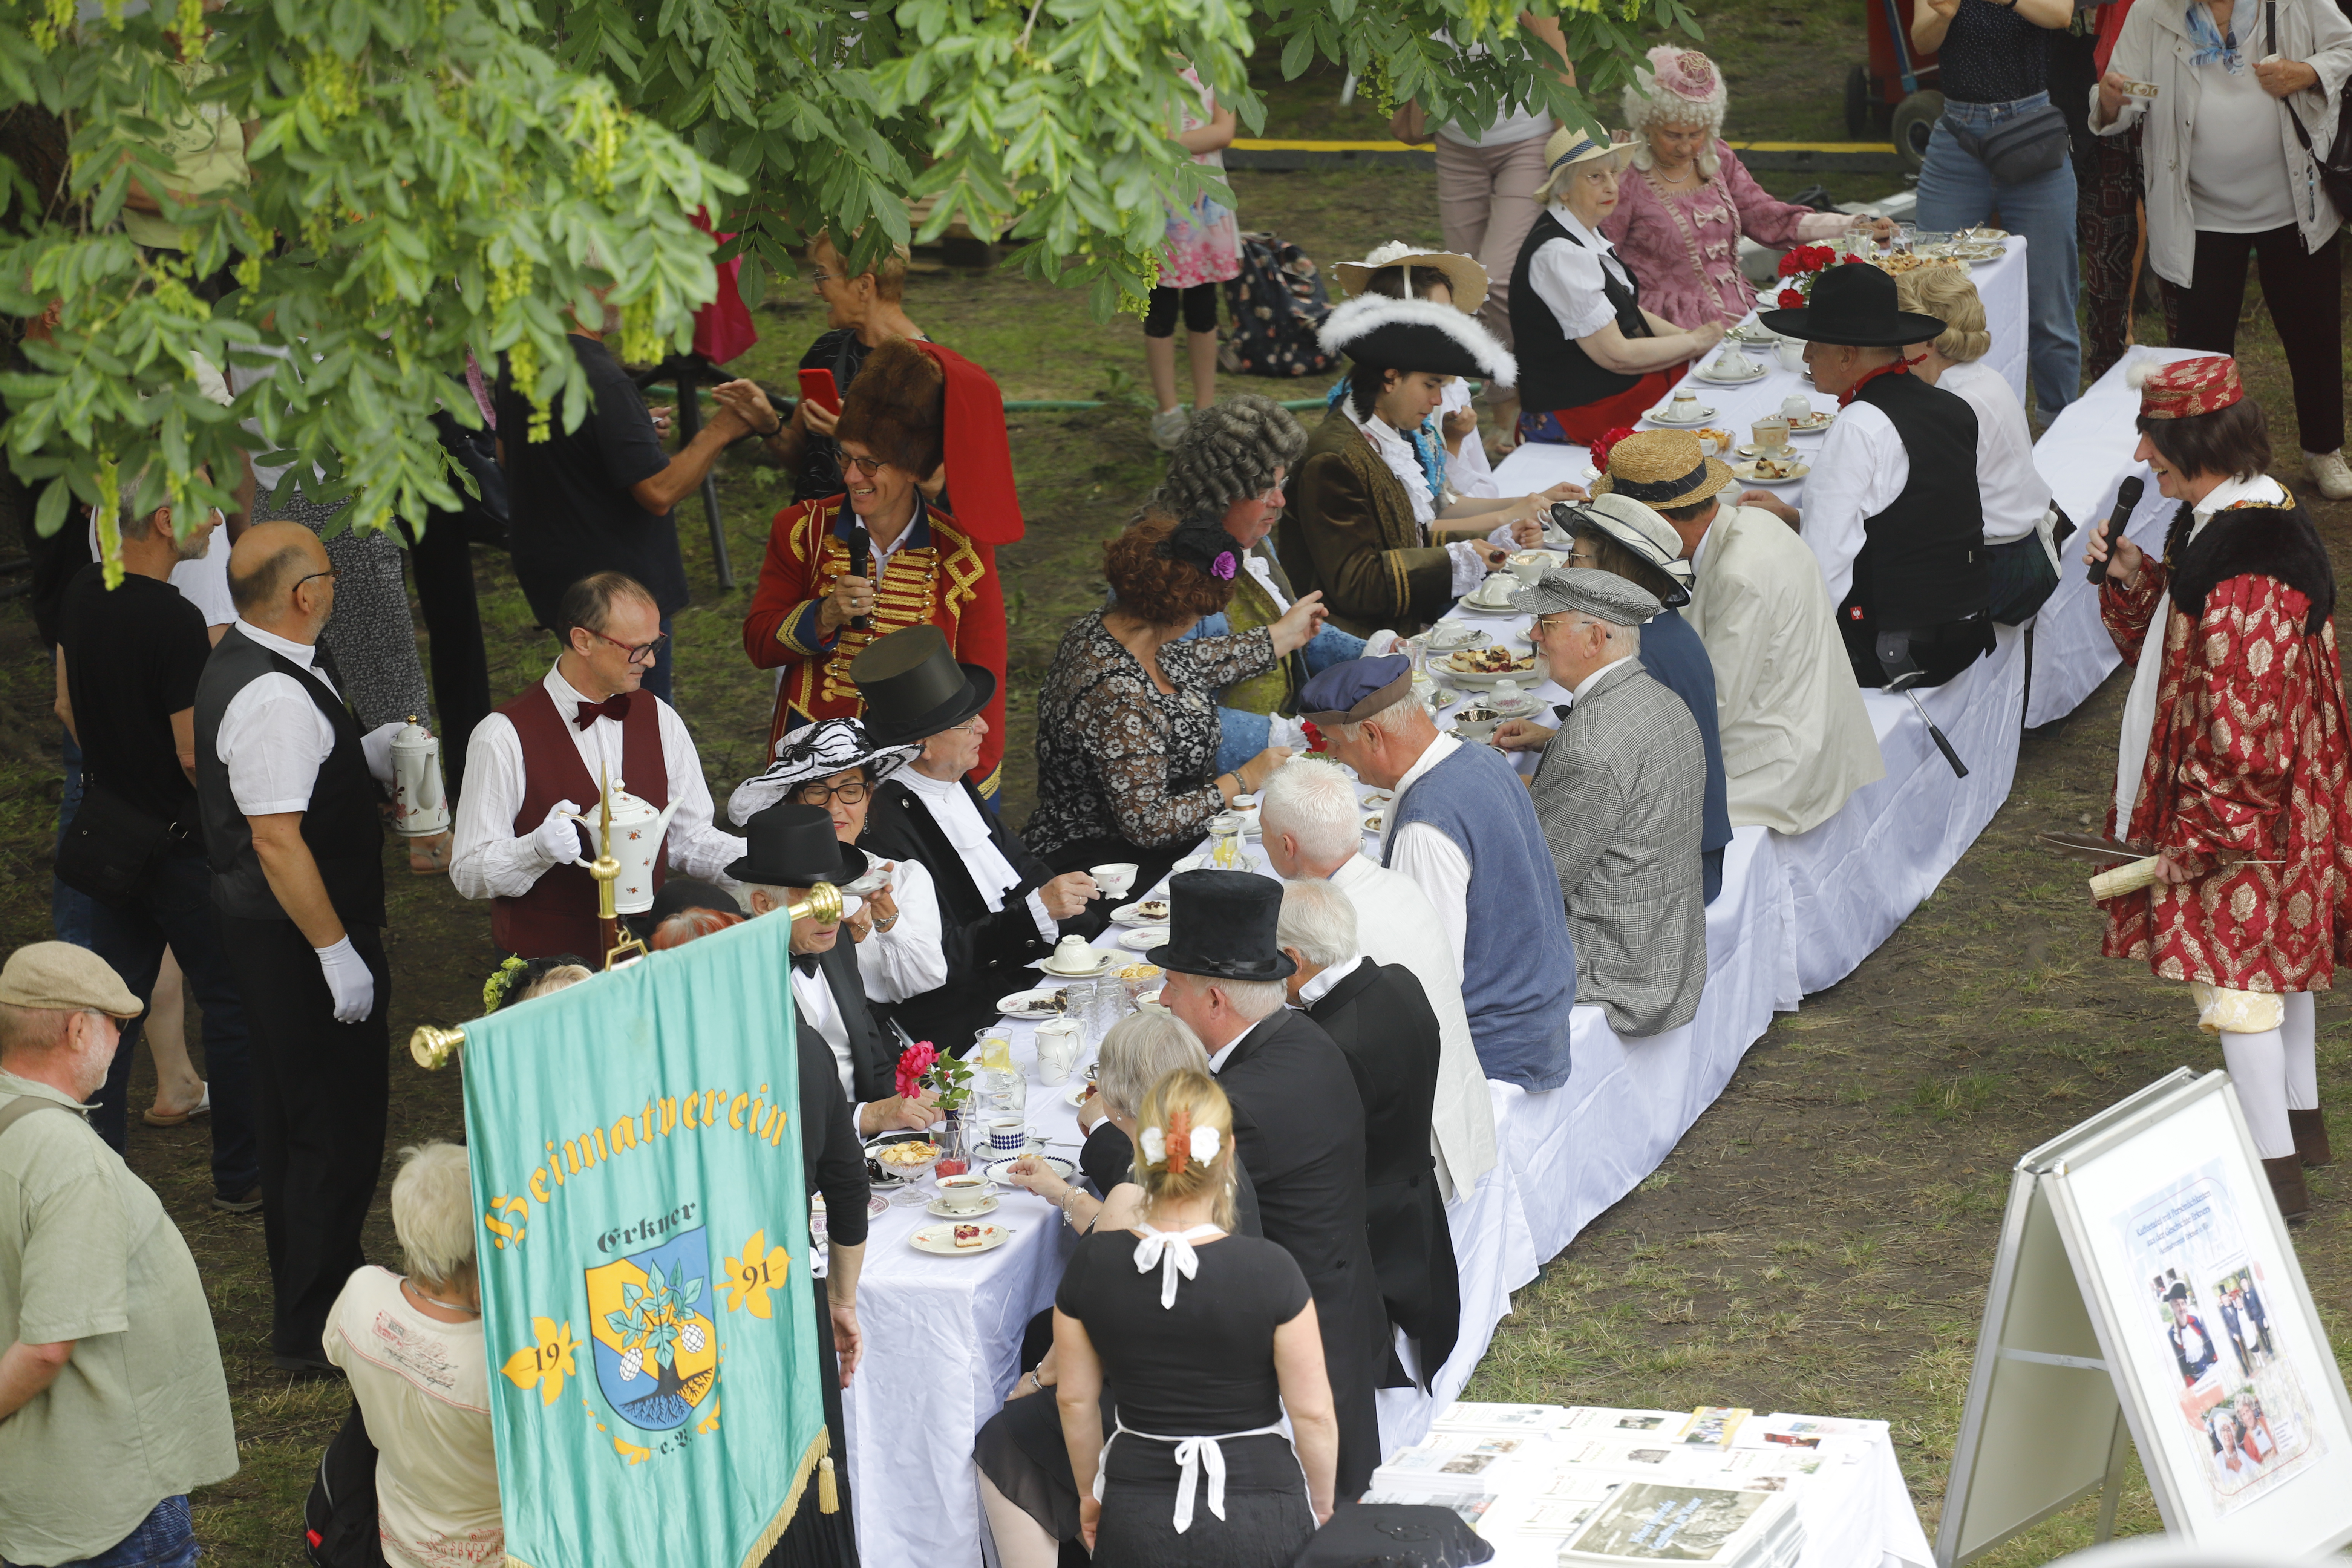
left=1508, top=565, right=1662, bottom=626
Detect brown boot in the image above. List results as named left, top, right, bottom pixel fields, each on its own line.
left=2289, top=1107, right=2334, bottom=1168
left=2263, top=1156, right=2313, bottom=1221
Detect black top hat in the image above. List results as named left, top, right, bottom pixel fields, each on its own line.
left=1758, top=263, right=1946, bottom=349
left=724, top=802, right=866, bottom=889
left=850, top=625, right=995, bottom=749
left=1147, top=869, right=1298, bottom=982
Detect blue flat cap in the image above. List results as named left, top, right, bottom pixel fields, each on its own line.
left=1298, top=654, right=1414, bottom=728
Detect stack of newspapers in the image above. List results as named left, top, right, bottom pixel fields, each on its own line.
left=1364, top=1403, right=1876, bottom=1565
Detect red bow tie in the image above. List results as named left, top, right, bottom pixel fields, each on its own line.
left=574, top=694, right=631, bottom=730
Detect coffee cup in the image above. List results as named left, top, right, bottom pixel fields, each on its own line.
left=937, top=1174, right=997, bottom=1213
left=1035, top=1019, right=1081, bottom=1084
left=1751, top=415, right=1791, bottom=458
left=1667, top=389, right=1701, bottom=418
left=987, top=1118, right=1031, bottom=1156
left=1089, top=862, right=1138, bottom=900
left=1492, top=678, right=1523, bottom=707
left=1779, top=396, right=1811, bottom=421
left=1048, top=935, right=1096, bottom=972
left=1508, top=551, right=1548, bottom=586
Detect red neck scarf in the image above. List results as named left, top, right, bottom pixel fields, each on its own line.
left=1837, top=354, right=1924, bottom=408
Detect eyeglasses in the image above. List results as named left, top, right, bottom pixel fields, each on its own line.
left=843, top=454, right=891, bottom=476
left=809, top=269, right=837, bottom=285
left=1565, top=548, right=1602, bottom=568
left=795, top=779, right=869, bottom=806
left=293, top=566, right=338, bottom=594
left=590, top=627, right=669, bottom=665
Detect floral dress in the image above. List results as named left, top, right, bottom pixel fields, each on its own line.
left=1600, top=144, right=1850, bottom=328
left=1159, top=67, right=1243, bottom=290
left=1026, top=611, right=1277, bottom=860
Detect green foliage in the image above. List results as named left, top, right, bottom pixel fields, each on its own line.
left=0, top=0, right=1691, bottom=553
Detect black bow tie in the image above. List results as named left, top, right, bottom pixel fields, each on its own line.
left=574, top=694, right=631, bottom=730
left=792, top=953, right=823, bottom=977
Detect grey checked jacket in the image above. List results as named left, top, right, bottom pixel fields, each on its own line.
left=1530, top=657, right=1708, bottom=1038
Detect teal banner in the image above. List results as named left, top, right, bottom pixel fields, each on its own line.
left=462, top=916, right=823, bottom=1568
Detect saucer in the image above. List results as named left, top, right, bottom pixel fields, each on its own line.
left=1645, top=401, right=1718, bottom=427
left=1040, top=949, right=1119, bottom=978
left=1732, top=459, right=1810, bottom=482
left=926, top=1194, right=1002, bottom=1219
left=1424, top=623, right=1491, bottom=652
left=1110, top=900, right=1172, bottom=928
left=1694, top=360, right=1767, bottom=384
left=910, top=1222, right=1010, bottom=1256
left=1489, top=692, right=1548, bottom=718
left=1457, top=583, right=1523, bottom=614
left=1119, top=926, right=1170, bottom=951
left=996, top=988, right=1067, bottom=1020
left=986, top=1155, right=1074, bottom=1183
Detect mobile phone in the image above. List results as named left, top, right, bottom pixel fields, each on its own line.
left=798, top=368, right=842, bottom=416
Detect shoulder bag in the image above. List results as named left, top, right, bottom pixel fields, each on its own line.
left=54, top=772, right=188, bottom=905
left=2270, top=2, right=2352, bottom=214
left=1940, top=102, right=2070, bottom=185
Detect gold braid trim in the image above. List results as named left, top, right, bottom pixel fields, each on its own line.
left=934, top=514, right=986, bottom=615
left=733, top=1426, right=833, bottom=1568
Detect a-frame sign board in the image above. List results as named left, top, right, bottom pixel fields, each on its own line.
left=1937, top=1069, right=2352, bottom=1565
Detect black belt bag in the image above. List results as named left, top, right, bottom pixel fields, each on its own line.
left=55, top=776, right=188, bottom=904
left=1943, top=102, right=2069, bottom=185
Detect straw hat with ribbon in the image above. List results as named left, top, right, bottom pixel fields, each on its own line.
left=1589, top=428, right=1736, bottom=511
left=1536, top=126, right=1638, bottom=202
left=1332, top=241, right=1491, bottom=317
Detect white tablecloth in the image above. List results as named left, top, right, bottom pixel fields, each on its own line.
left=2019, top=344, right=2208, bottom=726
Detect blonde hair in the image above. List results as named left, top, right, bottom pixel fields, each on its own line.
left=391, top=1142, right=476, bottom=1289
left=1893, top=268, right=1991, bottom=364
left=1131, top=1068, right=1237, bottom=1232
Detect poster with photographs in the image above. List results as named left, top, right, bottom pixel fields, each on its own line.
left=2056, top=1076, right=2352, bottom=1548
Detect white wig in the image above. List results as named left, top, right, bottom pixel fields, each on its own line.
left=1623, top=46, right=1728, bottom=181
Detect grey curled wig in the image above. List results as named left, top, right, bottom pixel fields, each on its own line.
left=1146, top=394, right=1308, bottom=522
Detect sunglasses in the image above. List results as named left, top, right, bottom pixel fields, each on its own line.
left=843, top=454, right=893, bottom=477
left=590, top=628, right=669, bottom=665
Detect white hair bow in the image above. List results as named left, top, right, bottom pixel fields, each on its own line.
left=1138, top=1124, right=1221, bottom=1168
left=1132, top=1222, right=1223, bottom=1309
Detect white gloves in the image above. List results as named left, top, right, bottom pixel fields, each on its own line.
left=535, top=801, right=586, bottom=866
left=1362, top=629, right=1404, bottom=658
left=314, top=936, right=375, bottom=1024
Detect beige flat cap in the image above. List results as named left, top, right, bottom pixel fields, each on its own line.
left=0, top=942, right=142, bottom=1018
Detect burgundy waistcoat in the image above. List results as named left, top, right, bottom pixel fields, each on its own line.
left=491, top=681, right=669, bottom=960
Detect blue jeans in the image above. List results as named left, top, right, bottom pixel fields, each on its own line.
left=1201, top=621, right=1368, bottom=775
left=53, top=728, right=94, bottom=949
left=1914, top=93, right=2082, bottom=421
left=87, top=851, right=260, bottom=1201
left=5, top=1496, right=200, bottom=1568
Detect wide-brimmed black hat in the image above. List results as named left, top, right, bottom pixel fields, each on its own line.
left=851, top=625, right=995, bottom=748
left=1147, top=869, right=1297, bottom=982
left=1758, top=263, right=1945, bottom=348
left=724, top=802, right=866, bottom=889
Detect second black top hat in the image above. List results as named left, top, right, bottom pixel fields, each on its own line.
left=850, top=625, right=995, bottom=749
left=1147, top=869, right=1298, bottom=982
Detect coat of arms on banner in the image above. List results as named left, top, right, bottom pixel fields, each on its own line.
left=586, top=1228, right=717, bottom=1432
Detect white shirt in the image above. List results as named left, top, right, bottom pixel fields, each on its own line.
left=449, top=664, right=744, bottom=900
left=1205, top=1011, right=1279, bottom=1075
left=1937, top=359, right=2051, bottom=545
left=1384, top=732, right=1473, bottom=974
left=1567, top=654, right=1635, bottom=704
left=1438, top=379, right=1501, bottom=499
left=854, top=856, right=949, bottom=1004
left=1327, top=852, right=1498, bottom=1200
left=2113, top=473, right=2289, bottom=826
left=1799, top=397, right=1909, bottom=604
left=1293, top=952, right=1366, bottom=1009
left=2188, top=63, right=2297, bottom=233
left=1527, top=205, right=1637, bottom=342
left=216, top=620, right=397, bottom=814
left=893, top=766, right=1057, bottom=942
left=790, top=959, right=859, bottom=1105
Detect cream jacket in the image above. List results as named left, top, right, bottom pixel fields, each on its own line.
left=2091, top=0, right=2352, bottom=287
left=1682, top=504, right=1885, bottom=835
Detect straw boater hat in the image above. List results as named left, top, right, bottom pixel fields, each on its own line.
left=1332, top=241, right=1491, bottom=316
left=1591, top=429, right=1736, bottom=511
left=1317, top=295, right=1517, bottom=383
left=2128, top=355, right=2243, bottom=419
left=1536, top=126, right=1638, bottom=202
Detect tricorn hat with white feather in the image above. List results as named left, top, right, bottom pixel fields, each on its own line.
left=1316, top=294, right=1517, bottom=384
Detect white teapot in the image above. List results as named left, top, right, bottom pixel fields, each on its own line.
left=566, top=781, right=682, bottom=914
left=389, top=718, right=450, bottom=838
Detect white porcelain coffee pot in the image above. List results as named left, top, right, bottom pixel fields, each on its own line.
left=565, top=781, right=681, bottom=914
left=389, top=718, right=450, bottom=838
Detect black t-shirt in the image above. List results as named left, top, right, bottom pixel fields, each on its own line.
left=496, top=334, right=688, bottom=622
left=1938, top=0, right=2049, bottom=104
left=58, top=565, right=209, bottom=825
left=1055, top=1229, right=1310, bottom=1434
left=793, top=328, right=873, bottom=505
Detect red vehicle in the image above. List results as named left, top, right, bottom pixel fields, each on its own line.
left=1847, top=0, right=1942, bottom=172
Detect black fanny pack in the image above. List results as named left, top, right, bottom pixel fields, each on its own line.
left=55, top=776, right=189, bottom=905
left=1943, top=102, right=2069, bottom=185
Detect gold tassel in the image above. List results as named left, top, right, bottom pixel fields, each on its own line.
left=819, top=1456, right=840, bottom=1514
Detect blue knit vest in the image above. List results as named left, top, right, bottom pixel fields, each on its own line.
left=1384, top=741, right=1578, bottom=1090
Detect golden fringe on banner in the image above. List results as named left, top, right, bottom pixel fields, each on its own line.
left=737, top=1426, right=834, bottom=1568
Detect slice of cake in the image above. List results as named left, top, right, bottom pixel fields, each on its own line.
left=953, top=1223, right=984, bottom=1249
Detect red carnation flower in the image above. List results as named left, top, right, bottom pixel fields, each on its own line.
left=1778, top=288, right=1805, bottom=309
left=895, top=1040, right=940, bottom=1101
left=1588, top=424, right=1639, bottom=470
left=1301, top=718, right=1328, bottom=754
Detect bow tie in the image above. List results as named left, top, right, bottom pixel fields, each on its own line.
left=1553, top=703, right=1572, bottom=721
left=792, top=953, right=823, bottom=977
left=574, top=694, right=631, bottom=730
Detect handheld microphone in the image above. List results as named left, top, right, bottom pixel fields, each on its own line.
left=2087, top=475, right=2145, bottom=584
left=849, top=524, right=872, bottom=631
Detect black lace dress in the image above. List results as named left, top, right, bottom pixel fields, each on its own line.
left=1024, top=612, right=1277, bottom=884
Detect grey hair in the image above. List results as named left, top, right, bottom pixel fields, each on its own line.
left=391, top=1142, right=477, bottom=1289
left=1096, top=1009, right=1211, bottom=1119
left=1259, top=760, right=1363, bottom=868
left=1278, top=878, right=1360, bottom=969
left=1145, top=394, right=1308, bottom=523
left=1212, top=976, right=1290, bottom=1023
left=1332, top=698, right=1431, bottom=746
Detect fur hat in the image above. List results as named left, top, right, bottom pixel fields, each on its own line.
left=835, top=337, right=946, bottom=476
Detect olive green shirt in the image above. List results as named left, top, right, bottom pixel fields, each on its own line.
left=0, top=1072, right=236, bottom=1564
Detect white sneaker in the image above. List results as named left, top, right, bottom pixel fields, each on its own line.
left=1150, top=406, right=1190, bottom=450
left=2305, top=448, right=2352, bottom=501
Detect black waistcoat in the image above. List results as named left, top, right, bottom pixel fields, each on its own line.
left=194, top=627, right=386, bottom=928
left=1838, top=372, right=1990, bottom=658
left=1508, top=209, right=1651, bottom=414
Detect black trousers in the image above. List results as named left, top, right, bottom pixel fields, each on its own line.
left=401, top=519, right=491, bottom=799
left=219, top=912, right=390, bottom=1362
left=2164, top=225, right=2344, bottom=455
